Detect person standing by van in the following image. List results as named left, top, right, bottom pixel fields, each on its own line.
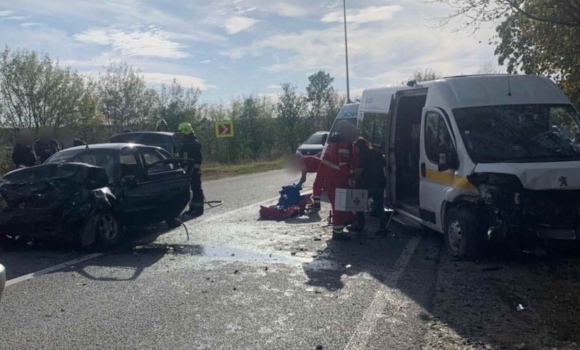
left=317, top=121, right=359, bottom=240
left=350, top=138, right=388, bottom=236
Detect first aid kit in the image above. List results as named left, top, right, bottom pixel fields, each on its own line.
left=335, top=188, right=368, bottom=212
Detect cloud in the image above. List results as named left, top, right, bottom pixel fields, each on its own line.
left=321, top=5, right=403, bottom=23
left=224, top=16, right=258, bottom=34
left=0, top=10, right=14, bottom=17
left=19, top=22, right=41, bottom=27
left=267, top=84, right=281, bottom=89
left=1, top=16, right=29, bottom=21
left=224, top=3, right=497, bottom=85
left=140, top=73, right=212, bottom=90
left=263, top=3, right=308, bottom=17
left=200, top=59, right=212, bottom=63
left=74, top=28, right=189, bottom=59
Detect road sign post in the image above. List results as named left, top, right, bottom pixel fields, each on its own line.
left=215, top=121, right=234, bottom=138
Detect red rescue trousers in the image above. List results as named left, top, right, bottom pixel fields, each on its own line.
left=325, top=178, right=354, bottom=234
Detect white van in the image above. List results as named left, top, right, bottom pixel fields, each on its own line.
left=321, top=102, right=360, bottom=155
left=358, top=86, right=411, bottom=146
left=365, top=75, right=580, bottom=259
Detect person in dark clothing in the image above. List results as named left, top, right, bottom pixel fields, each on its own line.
left=59, top=128, right=86, bottom=149
left=156, top=119, right=169, bottom=132
left=178, top=122, right=204, bottom=217
left=34, top=127, right=60, bottom=163
left=351, top=137, right=388, bottom=236
left=12, top=130, right=37, bottom=169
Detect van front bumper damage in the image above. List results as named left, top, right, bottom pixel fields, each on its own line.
left=468, top=173, right=580, bottom=242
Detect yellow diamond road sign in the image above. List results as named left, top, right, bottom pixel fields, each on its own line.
left=215, top=121, right=234, bottom=138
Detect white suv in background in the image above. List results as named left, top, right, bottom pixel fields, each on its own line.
left=296, top=132, right=329, bottom=158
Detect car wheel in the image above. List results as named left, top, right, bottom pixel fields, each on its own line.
left=94, top=213, right=122, bottom=248
left=165, top=218, right=182, bottom=229
left=444, top=207, right=487, bottom=260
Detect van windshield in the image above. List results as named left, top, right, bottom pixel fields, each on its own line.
left=304, top=133, right=326, bottom=145
left=454, top=104, right=580, bottom=163
left=329, top=117, right=357, bottom=136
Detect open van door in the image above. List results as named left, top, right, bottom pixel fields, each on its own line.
left=384, top=94, right=398, bottom=208
left=419, top=107, right=458, bottom=231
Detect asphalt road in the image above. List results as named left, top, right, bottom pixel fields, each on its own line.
left=1, top=169, right=580, bottom=350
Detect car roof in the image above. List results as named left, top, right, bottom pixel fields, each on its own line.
left=62, top=143, right=160, bottom=151
left=112, top=131, right=175, bottom=137
left=312, top=131, right=329, bottom=135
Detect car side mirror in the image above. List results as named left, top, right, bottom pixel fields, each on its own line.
left=438, top=153, right=448, bottom=172
left=121, top=175, right=137, bottom=187
left=438, top=150, right=458, bottom=172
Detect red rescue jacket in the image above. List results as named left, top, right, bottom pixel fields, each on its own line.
left=319, top=137, right=355, bottom=181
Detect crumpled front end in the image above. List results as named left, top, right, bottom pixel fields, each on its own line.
left=468, top=172, right=580, bottom=241
left=0, top=163, right=114, bottom=241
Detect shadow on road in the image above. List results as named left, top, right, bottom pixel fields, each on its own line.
left=302, top=213, right=580, bottom=349
left=73, top=243, right=204, bottom=282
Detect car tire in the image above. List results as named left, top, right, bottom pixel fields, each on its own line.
left=444, top=207, right=487, bottom=260
left=165, top=218, right=182, bottom=229
left=92, top=212, right=122, bottom=249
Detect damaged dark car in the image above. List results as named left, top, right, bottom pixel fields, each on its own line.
left=0, top=144, right=193, bottom=248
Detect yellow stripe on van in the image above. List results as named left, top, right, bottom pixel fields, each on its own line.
left=424, top=169, right=475, bottom=190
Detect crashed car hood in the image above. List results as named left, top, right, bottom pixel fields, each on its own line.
left=0, top=162, right=110, bottom=206
left=473, top=161, right=580, bottom=190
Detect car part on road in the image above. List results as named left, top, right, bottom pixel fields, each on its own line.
left=205, top=200, right=223, bottom=208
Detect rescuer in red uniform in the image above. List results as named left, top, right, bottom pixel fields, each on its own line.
left=318, top=121, right=359, bottom=240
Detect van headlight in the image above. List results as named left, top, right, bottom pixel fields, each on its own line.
left=0, top=195, right=7, bottom=212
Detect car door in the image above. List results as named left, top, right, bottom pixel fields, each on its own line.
left=118, top=146, right=150, bottom=224
left=133, top=146, right=191, bottom=223
left=419, top=108, right=457, bottom=230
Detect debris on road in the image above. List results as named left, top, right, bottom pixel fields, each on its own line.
left=516, top=304, right=525, bottom=312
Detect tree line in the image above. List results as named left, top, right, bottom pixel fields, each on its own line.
left=427, top=0, right=580, bottom=107
left=0, top=47, right=343, bottom=166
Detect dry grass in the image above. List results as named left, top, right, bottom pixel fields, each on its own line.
left=201, top=158, right=285, bottom=180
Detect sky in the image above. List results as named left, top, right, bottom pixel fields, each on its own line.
left=0, top=0, right=500, bottom=102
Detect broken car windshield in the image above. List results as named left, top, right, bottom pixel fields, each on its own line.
left=45, top=149, right=117, bottom=181
left=454, top=104, right=580, bottom=163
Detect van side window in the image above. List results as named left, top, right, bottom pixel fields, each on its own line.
left=425, top=112, right=453, bottom=164
left=359, top=112, right=388, bottom=149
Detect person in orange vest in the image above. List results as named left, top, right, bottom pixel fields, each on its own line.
left=317, top=121, right=359, bottom=240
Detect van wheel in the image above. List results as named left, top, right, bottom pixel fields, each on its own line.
left=444, top=207, right=486, bottom=260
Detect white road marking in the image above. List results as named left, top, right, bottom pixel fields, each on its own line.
left=5, top=187, right=314, bottom=287
left=6, top=253, right=103, bottom=287
left=344, top=234, right=422, bottom=350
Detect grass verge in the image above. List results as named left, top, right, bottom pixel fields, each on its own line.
left=201, top=158, right=285, bottom=181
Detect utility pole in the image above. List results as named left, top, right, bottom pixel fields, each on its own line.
left=343, top=0, right=351, bottom=103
